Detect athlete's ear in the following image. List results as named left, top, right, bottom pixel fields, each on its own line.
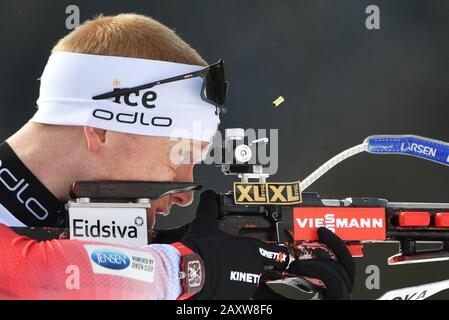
left=83, top=126, right=107, bottom=152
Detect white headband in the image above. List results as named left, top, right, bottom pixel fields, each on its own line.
left=31, top=52, right=220, bottom=142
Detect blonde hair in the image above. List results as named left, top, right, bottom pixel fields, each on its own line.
left=52, top=13, right=207, bottom=66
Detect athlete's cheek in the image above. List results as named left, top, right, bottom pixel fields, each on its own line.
left=135, top=163, right=177, bottom=182
left=173, top=164, right=194, bottom=183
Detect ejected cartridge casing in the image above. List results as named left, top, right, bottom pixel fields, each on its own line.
left=272, top=96, right=285, bottom=107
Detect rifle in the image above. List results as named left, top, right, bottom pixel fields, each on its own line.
left=214, top=129, right=449, bottom=298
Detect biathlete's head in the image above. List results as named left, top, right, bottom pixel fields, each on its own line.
left=7, top=13, right=227, bottom=228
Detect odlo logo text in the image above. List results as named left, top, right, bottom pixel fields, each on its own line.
left=0, top=160, right=48, bottom=220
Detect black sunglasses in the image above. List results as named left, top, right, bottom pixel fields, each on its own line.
left=92, top=59, right=229, bottom=113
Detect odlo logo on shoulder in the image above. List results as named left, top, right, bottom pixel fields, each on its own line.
left=91, top=249, right=130, bottom=270
left=0, top=160, right=48, bottom=221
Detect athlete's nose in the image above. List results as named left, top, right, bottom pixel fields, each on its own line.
left=171, top=191, right=194, bottom=207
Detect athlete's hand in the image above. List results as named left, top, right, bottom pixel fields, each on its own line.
left=180, top=190, right=290, bottom=300
left=287, top=227, right=356, bottom=300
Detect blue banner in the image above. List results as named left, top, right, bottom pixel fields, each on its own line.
left=365, top=135, right=449, bottom=167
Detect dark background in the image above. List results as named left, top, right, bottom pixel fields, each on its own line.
left=0, top=0, right=448, bottom=299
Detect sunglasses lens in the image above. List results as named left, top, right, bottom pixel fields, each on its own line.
left=202, top=62, right=228, bottom=112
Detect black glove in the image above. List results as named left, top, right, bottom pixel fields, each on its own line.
left=181, top=190, right=290, bottom=300
left=287, top=227, right=356, bottom=300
